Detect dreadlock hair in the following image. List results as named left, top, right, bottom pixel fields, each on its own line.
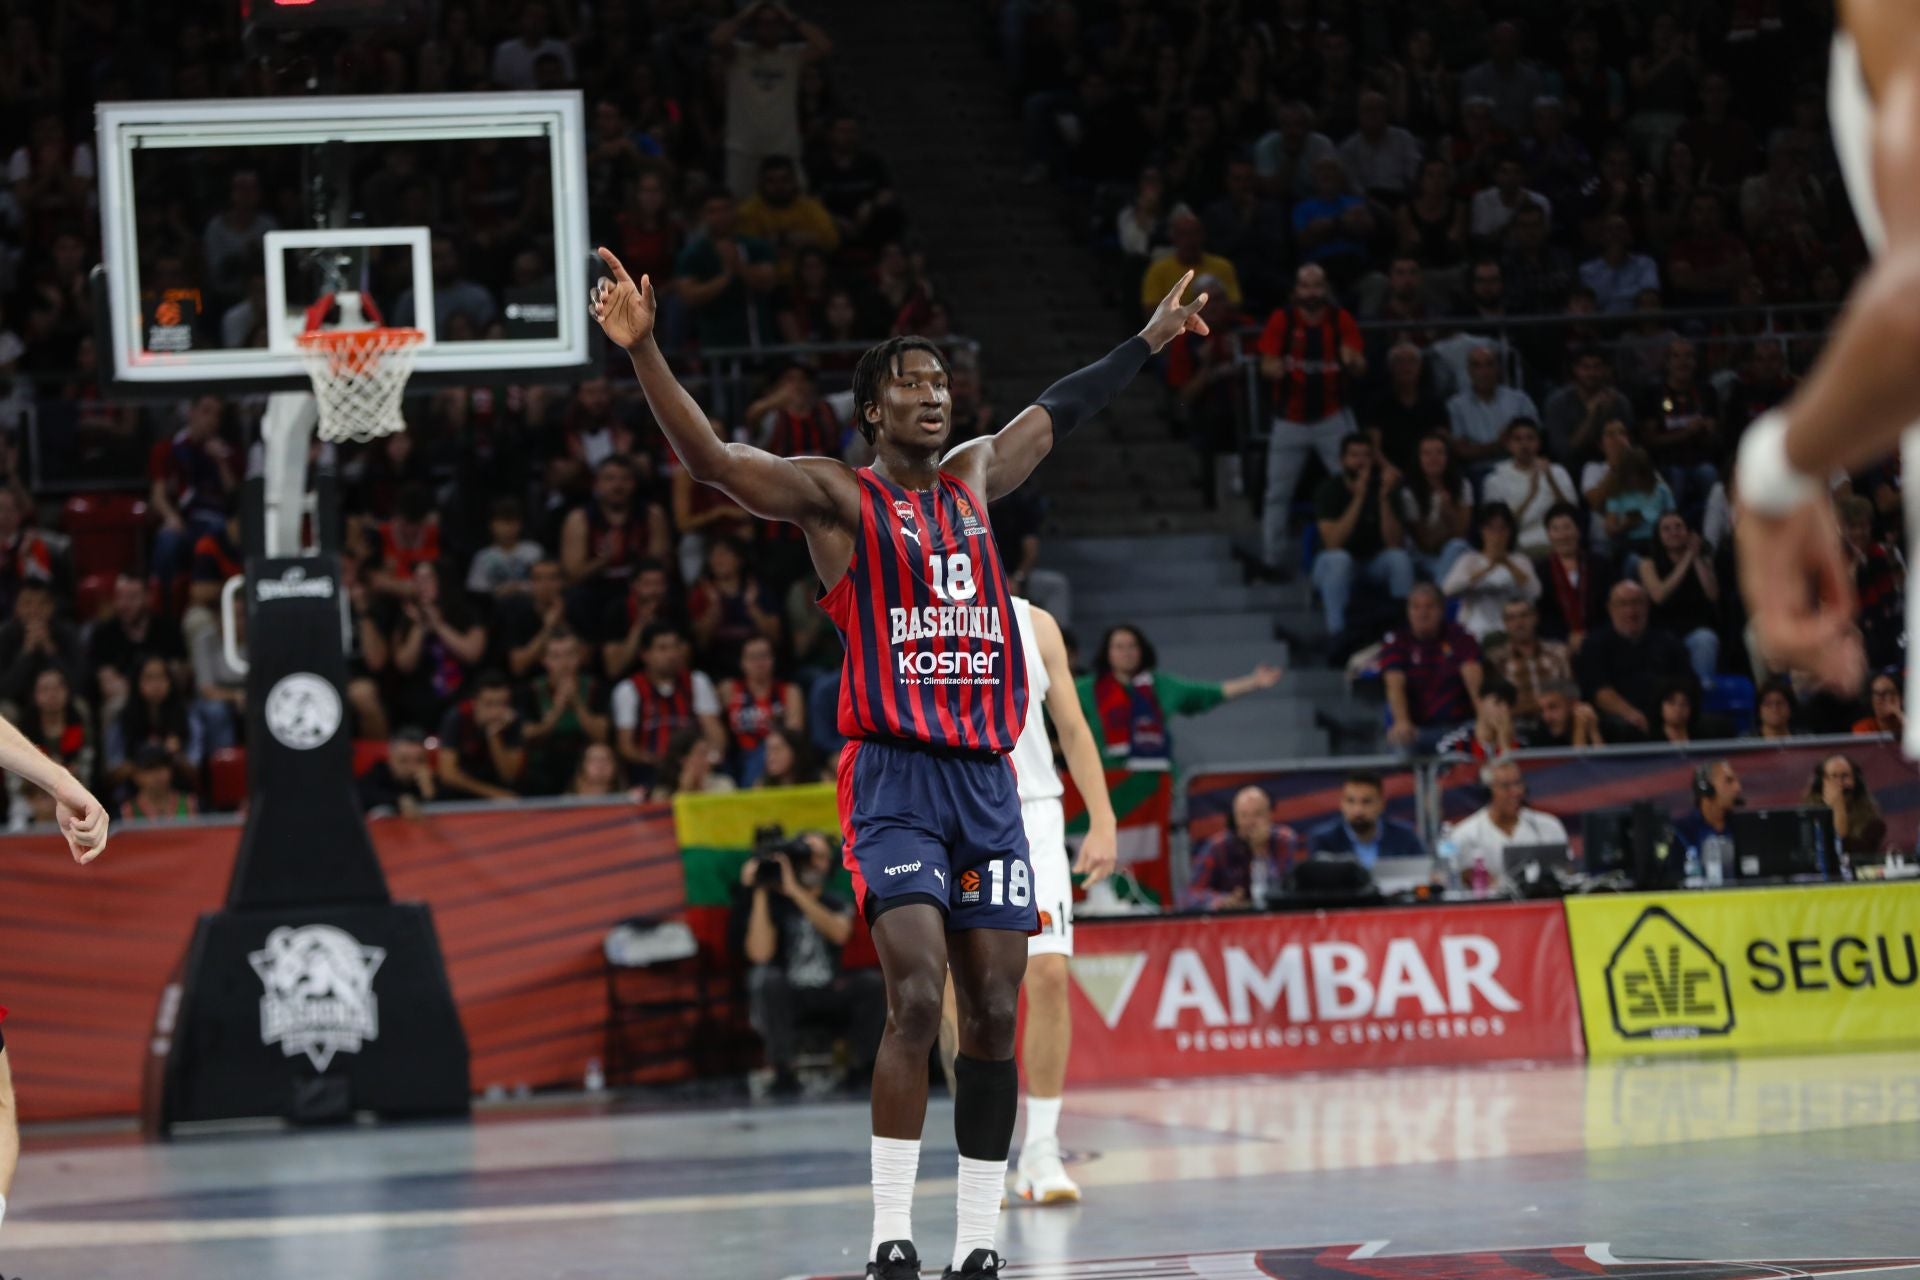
left=851, top=336, right=951, bottom=445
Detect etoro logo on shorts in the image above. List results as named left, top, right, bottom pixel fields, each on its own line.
left=959, top=869, right=982, bottom=904
left=884, top=860, right=922, bottom=876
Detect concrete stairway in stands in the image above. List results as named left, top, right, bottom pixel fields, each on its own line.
left=1048, top=535, right=1346, bottom=771
left=808, top=0, right=1385, bottom=768
left=810, top=0, right=1214, bottom=538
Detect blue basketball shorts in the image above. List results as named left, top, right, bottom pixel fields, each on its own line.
left=836, top=739, right=1037, bottom=933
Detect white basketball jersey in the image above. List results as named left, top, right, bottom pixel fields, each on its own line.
left=1008, top=597, right=1063, bottom=802
left=1830, top=33, right=1920, bottom=758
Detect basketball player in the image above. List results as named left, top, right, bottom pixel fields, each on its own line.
left=977, top=597, right=1114, bottom=1205
left=590, top=248, right=1206, bottom=1279
left=1736, top=0, right=1920, bottom=733
left=0, top=711, right=110, bottom=1231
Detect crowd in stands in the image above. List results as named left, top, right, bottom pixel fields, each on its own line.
left=0, top=0, right=1041, bottom=825
left=1, top=0, right=961, bottom=480
left=1003, top=0, right=1904, bottom=757
left=0, top=0, right=1911, bottom=831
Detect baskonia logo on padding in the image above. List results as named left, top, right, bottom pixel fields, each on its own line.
left=249, top=925, right=387, bottom=1071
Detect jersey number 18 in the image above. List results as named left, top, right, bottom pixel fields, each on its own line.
left=927, top=552, right=976, bottom=602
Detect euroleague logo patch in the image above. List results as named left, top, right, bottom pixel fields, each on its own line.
left=954, top=494, right=985, bottom=537
left=959, top=869, right=982, bottom=904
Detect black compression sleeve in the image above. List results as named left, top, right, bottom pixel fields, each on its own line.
left=1033, top=335, right=1151, bottom=442
left=952, top=1052, right=1018, bottom=1160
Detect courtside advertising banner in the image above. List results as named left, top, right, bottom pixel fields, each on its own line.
left=1565, top=883, right=1920, bottom=1058
left=1064, top=901, right=1583, bottom=1082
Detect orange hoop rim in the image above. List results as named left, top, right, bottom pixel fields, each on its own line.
left=295, top=327, right=427, bottom=351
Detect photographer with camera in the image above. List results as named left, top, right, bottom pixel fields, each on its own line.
left=734, top=826, right=883, bottom=1096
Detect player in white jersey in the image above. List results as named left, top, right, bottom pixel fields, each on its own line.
left=1002, top=597, right=1114, bottom=1204
left=1736, top=0, right=1920, bottom=733
left=940, top=597, right=1115, bottom=1204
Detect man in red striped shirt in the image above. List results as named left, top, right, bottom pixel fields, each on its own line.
left=610, top=622, right=725, bottom=784
left=1257, top=263, right=1367, bottom=574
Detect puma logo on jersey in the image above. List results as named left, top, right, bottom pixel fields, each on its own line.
left=901, top=525, right=921, bottom=546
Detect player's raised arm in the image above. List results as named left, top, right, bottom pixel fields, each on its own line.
left=948, top=270, right=1211, bottom=501
left=1732, top=33, right=1920, bottom=691
left=590, top=248, right=856, bottom=532
left=0, top=712, right=107, bottom=863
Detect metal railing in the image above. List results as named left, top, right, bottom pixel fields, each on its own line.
left=4, top=294, right=1839, bottom=496
left=4, top=333, right=985, bottom=496
left=1186, top=732, right=1899, bottom=853
left=1229, top=301, right=1842, bottom=442
left=692, top=337, right=983, bottom=428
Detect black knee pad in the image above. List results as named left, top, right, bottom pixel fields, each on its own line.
left=952, top=1052, right=1018, bottom=1161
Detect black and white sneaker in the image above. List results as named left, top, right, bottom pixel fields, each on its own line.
left=867, top=1239, right=922, bottom=1280
left=941, top=1248, right=1006, bottom=1279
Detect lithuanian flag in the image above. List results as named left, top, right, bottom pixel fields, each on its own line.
left=675, top=784, right=851, bottom=956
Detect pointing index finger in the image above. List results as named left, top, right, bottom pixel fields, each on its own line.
left=1164, top=268, right=1195, bottom=309
left=596, top=246, right=634, bottom=284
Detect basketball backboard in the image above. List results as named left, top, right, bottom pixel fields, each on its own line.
left=94, top=92, right=594, bottom=394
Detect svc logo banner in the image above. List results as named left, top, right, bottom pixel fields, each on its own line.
left=1062, top=901, right=1583, bottom=1083
left=249, top=924, right=387, bottom=1071
left=1565, top=883, right=1920, bottom=1058
left=1601, top=905, right=1735, bottom=1040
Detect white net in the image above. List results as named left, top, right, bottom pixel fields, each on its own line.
left=295, top=327, right=425, bottom=444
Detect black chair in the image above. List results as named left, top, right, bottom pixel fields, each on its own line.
left=603, top=916, right=733, bottom=1085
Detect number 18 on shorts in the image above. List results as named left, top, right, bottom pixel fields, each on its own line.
left=957, top=859, right=1030, bottom=910
left=838, top=738, right=1040, bottom=933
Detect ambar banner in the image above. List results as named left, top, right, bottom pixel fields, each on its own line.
left=1565, top=883, right=1920, bottom=1058
left=1064, top=901, right=1583, bottom=1083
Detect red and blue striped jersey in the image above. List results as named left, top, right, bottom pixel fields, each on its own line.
left=821, top=469, right=1028, bottom=754
left=624, top=673, right=693, bottom=759
left=725, top=680, right=789, bottom=752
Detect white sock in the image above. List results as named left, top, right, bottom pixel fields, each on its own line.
left=1023, top=1095, right=1063, bottom=1149
left=1, top=1190, right=8, bottom=1228
left=870, top=1136, right=920, bottom=1260
left=952, top=1155, right=1008, bottom=1268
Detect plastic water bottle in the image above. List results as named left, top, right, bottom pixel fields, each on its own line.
left=1436, top=834, right=1461, bottom=890
left=1704, top=836, right=1728, bottom=888
left=1683, top=841, right=1705, bottom=889
left=584, top=1057, right=605, bottom=1094
left=1249, top=854, right=1271, bottom=906
left=1468, top=853, right=1491, bottom=896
